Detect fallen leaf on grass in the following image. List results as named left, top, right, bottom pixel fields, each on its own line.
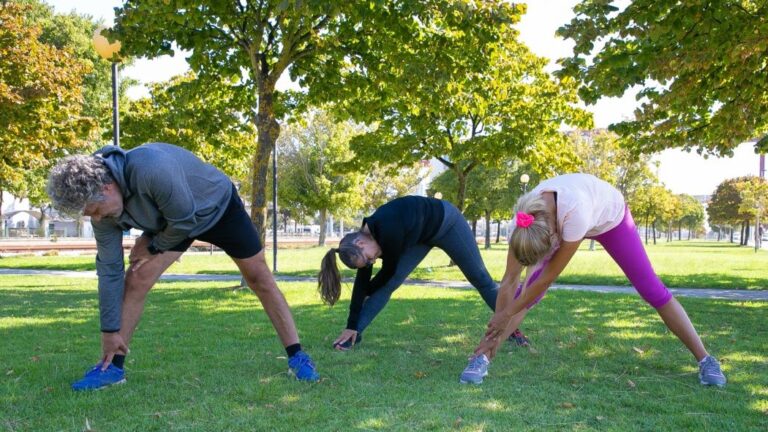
left=5, top=370, right=13, bottom=376
left=632, top=347, right=644, bottom=354
left=596, top=416, right=605, bottom=421
left=560, top=402, right=575, bottom=409
left=84, top=417, right=95, bottom=432
left=453, top=417, right=463, bottom=428
left=627, top=380, right=636, bottom=389
left=414, top=371, right=427, bottom=379
left=30, top=356, right=40, bottom=362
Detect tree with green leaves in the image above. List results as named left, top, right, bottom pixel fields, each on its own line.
left=630, top=184, right=673, bottom=245
left=430, top=163, right=526, bottom=249
left=0, top=2, right=94, bottom=217
left=323, top=5, right=591, bottom=212
left=568, top=129, right=655, bottom=202
left=277, top=109, right=364, bottom=246
left=707, top=176, right=758, bottom=245
left=736, top=176, right=768, bottom=248
left=121, top=73, right=256, bottom=180
left=19, top=0, right=121, bottom=125
left=359, top=162, right=429, bottom=215
left=113, top=0, right=523, bottom=242
left=677, top=194, right=705, bottom=240
left=661, top=193, right=683, bottom=242
left=558, top=1, right=768, bottom=155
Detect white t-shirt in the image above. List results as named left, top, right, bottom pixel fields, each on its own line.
left=521, top=173, right=626, bottom=242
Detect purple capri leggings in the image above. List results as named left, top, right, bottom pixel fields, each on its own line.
left=514, top=206, right=673, bottom=309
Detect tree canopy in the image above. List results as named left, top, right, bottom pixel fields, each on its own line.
left=557, top=1, right=768, bottom=155
left=568, top=129, right=655, bottom=201
left=276, top=109, right=364, bottom=245
left=310, top=2, right=591, bottom=210
left=113, top=0, right=526, bottom=240
left=121, top=73, right=256, bottom=180
left=0, top=2, right=94, bottom=199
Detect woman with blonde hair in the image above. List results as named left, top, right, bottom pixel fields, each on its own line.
left=459, top=173, right=726, bottom=387
left=318, top=195, right=529, bottom=350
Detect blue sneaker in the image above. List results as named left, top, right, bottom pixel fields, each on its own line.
left=288, top=351, right=320, bottom=382
left=698, top=355, right=726, bottom=387
left=459, top=354, right=490, bottom=384
left=71, top=362, right=126, bottom=391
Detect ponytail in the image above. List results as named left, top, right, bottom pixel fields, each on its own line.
left=317, top=231, right=368, bottom=305
left=318, top=248, right=342, bottom=305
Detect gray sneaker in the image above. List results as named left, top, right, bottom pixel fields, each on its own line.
left=459, top=354, right=490, bottom=384
left=698, top=355, right=726, bottom=387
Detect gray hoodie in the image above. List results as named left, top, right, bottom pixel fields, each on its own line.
left=92, top=143, right=232, bottom=332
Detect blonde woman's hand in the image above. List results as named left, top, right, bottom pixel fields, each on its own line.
left=484, top=311, right=510, bottom=342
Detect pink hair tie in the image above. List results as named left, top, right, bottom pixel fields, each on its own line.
left=516, top=211, right=535, bottom=228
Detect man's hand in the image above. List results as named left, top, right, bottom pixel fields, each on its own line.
left=333, top=329, right=359, bottom=350
left=101, top=332, right=129, bottom=370
left=129, top=235, right=154, bottom=272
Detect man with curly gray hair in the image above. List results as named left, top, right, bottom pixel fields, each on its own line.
left=47, top=143, right=320, bottom=391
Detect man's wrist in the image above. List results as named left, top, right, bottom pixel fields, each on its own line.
left=147, top=242, right=163, bottom=255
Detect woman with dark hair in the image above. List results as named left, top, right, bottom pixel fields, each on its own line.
left=318, top=195, right=529, bottom=350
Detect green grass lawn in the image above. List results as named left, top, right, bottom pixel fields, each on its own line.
left=1, top=275, right=766, bottom=431
left=2, top=240, right=767, bottom=289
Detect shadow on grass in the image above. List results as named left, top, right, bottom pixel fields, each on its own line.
left=558, top=272, right=768, bottom=290
left=659, top=242, right=746, bottom=249
left=0, top=261, right=96, bottom=271
left=2, top=280, right=766, bottom=430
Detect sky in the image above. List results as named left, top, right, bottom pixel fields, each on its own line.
left=47, top=0, right=764, bottom=196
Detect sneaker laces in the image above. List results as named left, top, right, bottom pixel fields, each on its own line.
left=466, top=355, right=487, bottom=372
left=291, top=352, right=315, bottom=369
left=700, top=356, right=723, bottom=377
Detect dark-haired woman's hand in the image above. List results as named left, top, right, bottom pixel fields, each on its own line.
left=333, top=329, right=358, bottom=350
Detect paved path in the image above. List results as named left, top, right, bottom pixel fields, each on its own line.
left=2, top=268, right=767, bottom=301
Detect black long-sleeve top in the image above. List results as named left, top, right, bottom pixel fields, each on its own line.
left=346, top=196, right=445, bottom=330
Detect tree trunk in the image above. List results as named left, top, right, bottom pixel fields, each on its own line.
left=455, top=168, right=467, bottom=212
left=318, top=208, right=327, bottom=247
left=471, top=219, right=478, bottom=237
left=678, top=222, right=682, bottom=240
left=744, top=220, right=751, bottom=246
left=588, top=239, right=595, bottom=251
left=495, top=220, right=501, bottom=243
left=484, top=209, right=491, bottom=250
left=38, top=206, right=48, bottom=237
left=644, top=218, right=649, bottom=244
left=250, top=85, right=281, bottom=246
left=730, top=227, right=734, bottom=243
left=652, top=221, right=657, bottom=245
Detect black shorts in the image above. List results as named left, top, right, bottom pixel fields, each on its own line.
left=165, top=185, right=263, bottom=259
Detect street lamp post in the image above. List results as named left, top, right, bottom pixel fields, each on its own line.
left=92, top=27, right=121, bottom=147
left=520, top=173, right=530, bottom=193
left=272, top=145, right=278, bottom=272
